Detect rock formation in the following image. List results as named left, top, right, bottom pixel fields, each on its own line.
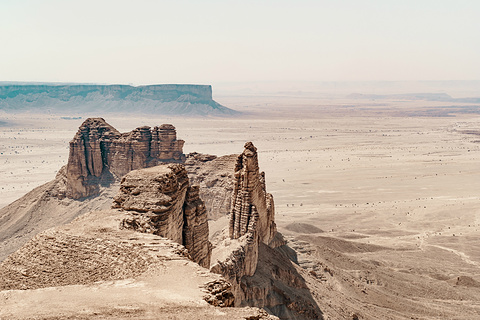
left=185, top=152, right=237, bottom=220
left=0, top=124, right=322, bottom=319
left=212, top=142, right=280, bottom=284
left=183, top=185, right=212, bottom=268
left=113, top=164, right=211, bottom=268
left=229, top=142, right=277, bottom=245
left=65, top=118, right=185, bottom=199
left=0, top=84, right=238, bottom=116
left=211, top=142, right=322, bottom=319
left=0, top=208, right=278, bottom=320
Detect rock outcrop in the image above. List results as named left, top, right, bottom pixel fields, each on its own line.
left=0, top=208, right=278, bottom=320
left=185, top=152, right=237, bottom=220
left=211, top=142, right=322, bottom=319
left=229, top=141, right=277, bottom=245
left=66, top=118, right=185, bottom=199
left=113, top=164, right=212, bottom=268
left=211, top=142, right=280, bottom=288
left=183, top=185, right=212, bottom=268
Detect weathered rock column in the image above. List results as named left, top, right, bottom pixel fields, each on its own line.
left=229, top=142, right=276, bottom=245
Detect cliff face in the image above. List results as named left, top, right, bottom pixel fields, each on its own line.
left=65, top=118, right=185, bottom=199
left=211, top=142, right=322, bottom=319
left=0, top=209, right=278, bottom=319
left=0, top=120, right=321, bottom=319
left=113, top=164, right=211, bottom=268
left=211, top=142, right=277, bottom=282
left=183, top=185, right=213, bottom=268
left=211, top=142, right=279, bottom=284
left=0, top=84, right=213, bottom=101
left=229, top=142, right=277, bottom=245
left=185, top=153, right=237, bottom=220
left=0, top=84, right=238, bottom=116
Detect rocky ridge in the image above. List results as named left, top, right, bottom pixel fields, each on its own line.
left=113, top=164, right=212, bottom=268
left=0, top=209, right=276, bottom=320
left=211, top=142, right=322, bottom=319
left=65, top=118, right=185, bottom=199
left=0, top=120, right=323, bottom=319
left=0, top=119, right=231, bottom=263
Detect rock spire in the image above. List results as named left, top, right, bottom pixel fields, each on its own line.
left=229, top=142, right=277, bottom=245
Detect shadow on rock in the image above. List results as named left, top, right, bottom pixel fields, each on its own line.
left=241, top=242, right=324, bottom=320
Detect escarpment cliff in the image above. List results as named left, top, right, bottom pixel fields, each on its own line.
left=0, top=206, right=276, bottom=319
left=65, top=118, right=185, bottom=199
left=185, top=152, right=237, bottom=220
left=230, top=141, right=277, bottom=245
left=0, top=119, right=233, bottom=264
left=113, top=164, right=212, bottom=268
left=0, top=120, right=322, bottom=320
left=0, top=84, right=238, bottom=116
left=211, top=142, right=322, bottom=319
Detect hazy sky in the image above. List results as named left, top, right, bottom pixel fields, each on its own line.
left=1, top=0, right=479, bottom=85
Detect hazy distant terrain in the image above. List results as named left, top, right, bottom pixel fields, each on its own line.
left=0, top=84, right=238, bottom=116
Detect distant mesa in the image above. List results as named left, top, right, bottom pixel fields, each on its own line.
left=0, top=83, right=238, bottom=116
left=347, top=92, right=480, bottom=104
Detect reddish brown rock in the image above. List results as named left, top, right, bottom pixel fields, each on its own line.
left=66, top=118, right=120, bottom=199
left=65, top=118, right=185, bottom=199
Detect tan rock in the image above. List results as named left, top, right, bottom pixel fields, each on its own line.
left=113, top=164, right=211, bottom=268
left=229, top=142, right=277, bottom=245
left=185, top=153, right=237, bottom=220
left=184, top=185, right=212, bottom=268
left=209, top=142, right=322, bottom=319
left=211, top=142, right=272, bottom=292
left=0, top=208, right=279, bottom=320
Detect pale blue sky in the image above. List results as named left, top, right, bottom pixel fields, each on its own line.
left=1, top=0, right=479, bottom=85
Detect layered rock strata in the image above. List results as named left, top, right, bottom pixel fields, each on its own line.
left=211, top=142, right=281, bottom=298
left=66, top=118, right=185, bottom=199
left=113, top=164, right=211, bottom=268
left=185, top=152, right=237, bottom=220
left=211, top=142, right=321, bottom=319
left=211, top=142, right=276, bottom=292
left=183, top=186, right=212, bottom=268
left=229, top=142, right=277, bottom=245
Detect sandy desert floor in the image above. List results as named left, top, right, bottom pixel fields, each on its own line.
left=1, top=95, right=480, bottom=318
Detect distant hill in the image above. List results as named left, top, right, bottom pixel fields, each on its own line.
left=346, top=92, right=454, bottom=101
left=0, top=84, right=238, bottom=116
left=347, top=92, right=480, bottom=103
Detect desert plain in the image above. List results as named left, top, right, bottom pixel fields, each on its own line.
left=1, top=94, right=480, bottom=319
